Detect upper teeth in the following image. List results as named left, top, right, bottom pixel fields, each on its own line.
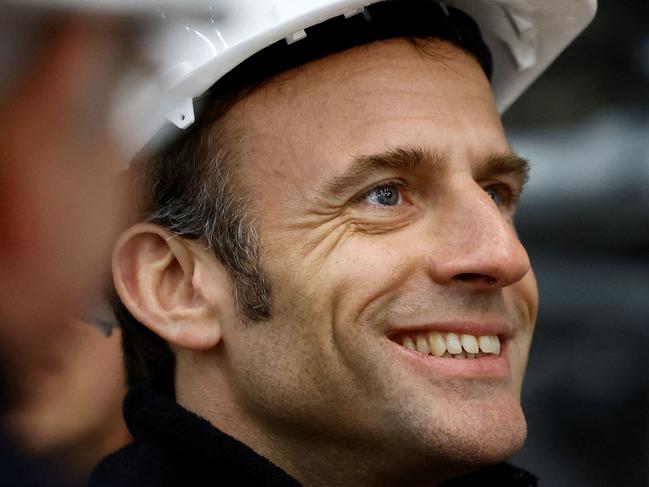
left=400, top=331, right=500, bottom=358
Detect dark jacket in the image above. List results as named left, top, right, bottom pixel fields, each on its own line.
left=90, top=386, right=537, bottom=486
left=0, top=430, right=72, bottom=487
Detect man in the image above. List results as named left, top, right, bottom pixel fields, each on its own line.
left=91, top=1, right=596, bottom=485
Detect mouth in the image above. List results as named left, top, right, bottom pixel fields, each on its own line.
left=395, top=331, right=500, bottom=359
left=386, top=326, right=511, bottom=378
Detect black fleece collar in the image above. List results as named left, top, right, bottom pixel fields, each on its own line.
left=91, top=385, right=301, bottom=486
left=91, top=385, right=537, bottom=486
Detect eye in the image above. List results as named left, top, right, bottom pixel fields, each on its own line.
left=362, top=182, right=403, bottom=207
left=485, top=186, right=504, bottom=207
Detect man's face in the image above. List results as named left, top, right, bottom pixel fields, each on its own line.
left=213, top=39, right=538, bottom=481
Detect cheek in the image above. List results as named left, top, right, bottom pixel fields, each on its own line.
left=328, top=236, right=414, bottom=300
left=313, top=233, right=428, bottom=351
left=512, top=270, right=539, bottom=327
left=504, top=270, right=538, bottom=391
left=250, top=233, right=411, bottom=380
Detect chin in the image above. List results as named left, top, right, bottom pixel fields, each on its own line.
left=379, top=408, right=528, bottom=486
left=395, top=392, right=528, bottom=470
left=471, top=422, right=526, bottom=465
left=441, top=404, right=528, bottom=470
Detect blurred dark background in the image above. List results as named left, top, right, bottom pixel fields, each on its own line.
left=503, top=1, right=649, bottom=485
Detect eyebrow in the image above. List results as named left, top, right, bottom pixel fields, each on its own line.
left=321, top=146, right=442, bottom=197
left=319, top=146, right=530, bottom=198
left=481, top=152, right=530, bottom=187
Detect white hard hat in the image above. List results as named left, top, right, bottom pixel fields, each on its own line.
left=2, top=0, right=596, bottom=159
left=109, top=0, right=596, bottom=159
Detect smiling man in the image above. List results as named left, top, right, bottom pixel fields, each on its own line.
left=91, top=1, right=594, bottom=486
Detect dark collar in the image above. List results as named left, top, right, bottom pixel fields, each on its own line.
left=440, top=462, right=538, bottom=487
left=94, top=385, right=536, bottom=487
left=90, top=385, right=300, bottom=486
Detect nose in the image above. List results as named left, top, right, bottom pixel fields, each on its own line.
left=427, top=182, right=531, bottom=289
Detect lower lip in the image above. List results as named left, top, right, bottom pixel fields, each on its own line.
left=388, top=339, right=511, bottom=379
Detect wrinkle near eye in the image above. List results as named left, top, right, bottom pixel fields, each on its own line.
left=276, top=204, right=412, bottom=275
left=298, top=215, right=361, bottom=272
left=274, top=206, right=357, bottom=260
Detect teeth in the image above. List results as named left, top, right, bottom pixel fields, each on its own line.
left=415, top=334, right=430, bottom=354
left=445, top=332, right=462, bottom=354
left=491, top=336, right=501, bottom=355
left=478, top=335, right=501, bottom=354
left=428, top=331, right=446, bottom=357
left=460, top=334, right=479, bottom=354
left=478, top=335, right=492, bottom=353
left=398, top=332, right=501, bottom=358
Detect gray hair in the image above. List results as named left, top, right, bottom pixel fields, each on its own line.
left=116, top=88, right=271, bottom=397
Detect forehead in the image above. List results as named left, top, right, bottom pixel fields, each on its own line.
left=226, top=38, right=506, bottom=197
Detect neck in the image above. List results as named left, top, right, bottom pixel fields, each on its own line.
left=174, top=353, right=461, bottom=486
left=177, top=384, right=452, bottom=486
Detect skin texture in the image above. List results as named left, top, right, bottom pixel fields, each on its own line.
left=115, top=39, right=539, bottom=486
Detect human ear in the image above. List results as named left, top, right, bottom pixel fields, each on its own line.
left=112, top=223, right=223, bottom=351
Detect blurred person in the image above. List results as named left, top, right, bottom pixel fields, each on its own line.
left=0, top=11, right=129, bottom=361
left=88, top=1, right=596, bottom=486
left=0, top=1, right=214, bottom=484
left=3, top=318, right=130, bottom=484
left=0, top=0, right=194, bottom=370
left=0, top=9, right=133, bottom=486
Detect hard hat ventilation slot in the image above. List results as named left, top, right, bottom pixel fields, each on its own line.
left=285, top=29, right=307, bottom=45
left=167, top=98, right=195, bottom=129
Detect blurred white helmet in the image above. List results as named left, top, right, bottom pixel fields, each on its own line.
left=0, top=0, right=227, bottom=158
left=2, top=0, right=217, bottom=16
